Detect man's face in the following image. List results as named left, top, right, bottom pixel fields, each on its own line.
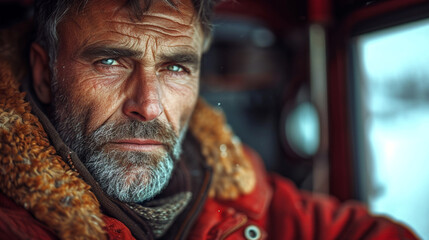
left=41, top=0, right=204, bottom=202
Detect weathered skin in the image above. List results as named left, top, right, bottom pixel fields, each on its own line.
left=31, top=0, right=204, bottom=139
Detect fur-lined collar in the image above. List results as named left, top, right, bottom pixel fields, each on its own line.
left=0, top=22, right=255, bottom=239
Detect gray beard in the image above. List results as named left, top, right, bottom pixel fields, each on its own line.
left=83, top=144, right=176, bottom=203
left=51, top=93, right=187, bottom=203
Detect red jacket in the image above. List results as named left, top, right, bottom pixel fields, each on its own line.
left=187, top=148, right=418, bottom=240
left=0, top=147, right=418, bottom=239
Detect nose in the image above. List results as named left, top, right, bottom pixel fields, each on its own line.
left=123, top=68, right=163, bottom=122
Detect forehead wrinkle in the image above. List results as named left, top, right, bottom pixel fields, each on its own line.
left=145, top=9, right=197, bottom=24
left=137, top=14, right=196, bottom=29
left=144, top=14, right=201, bottom=36
left=107, top=20, right=196, bottom=39
left=106, top=16, right=192, bottom=30
left=106, top=24, right=199, bottom=51
left=119, top=24, right=187, bottom=39
left=106, top=30, right=143, bottom=43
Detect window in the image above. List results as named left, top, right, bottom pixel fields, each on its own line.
left=352, top=18, right=429, bottom=239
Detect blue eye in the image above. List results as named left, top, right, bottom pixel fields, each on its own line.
left=99, top=58, right=118, bottom=65
left=167, top=65, right=183, bottom=72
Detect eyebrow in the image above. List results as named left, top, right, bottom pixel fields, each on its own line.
left=159, top=52, right=200, bottom=70
left=80, top=45, right=143, bottom=60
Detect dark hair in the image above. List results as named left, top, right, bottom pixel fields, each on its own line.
left=34, top=0, right=217, bottom=68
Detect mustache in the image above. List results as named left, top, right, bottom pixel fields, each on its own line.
left=87, top=119, right=178, bottom=152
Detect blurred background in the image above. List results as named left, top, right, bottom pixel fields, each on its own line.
left=1, top=0, right=429, bottom=238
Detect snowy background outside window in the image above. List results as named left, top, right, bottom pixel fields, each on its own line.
left=354, top=18, right=429, bottom=239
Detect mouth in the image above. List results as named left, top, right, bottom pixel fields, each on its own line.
left=107, top=139, right=164, bottom=151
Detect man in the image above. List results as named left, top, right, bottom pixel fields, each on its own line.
left=0, top=0, right=418, bottom=239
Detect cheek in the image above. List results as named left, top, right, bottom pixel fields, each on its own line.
left=163, top=80, right=199, bottom=130
left=55, top=64, right=124, bottom=134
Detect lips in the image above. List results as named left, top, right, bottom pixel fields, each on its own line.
left=108, top=139, right=164, bottom=151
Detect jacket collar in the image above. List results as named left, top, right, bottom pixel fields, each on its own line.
left=0, top=60, right=107, bottom=239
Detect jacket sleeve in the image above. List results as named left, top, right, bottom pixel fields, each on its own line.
left=267, top=173, right=419, bottom=240
left=188, top=146, right=419, bottom=240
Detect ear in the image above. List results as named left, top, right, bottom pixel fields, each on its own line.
left=30, top=43, right=52, bottom=104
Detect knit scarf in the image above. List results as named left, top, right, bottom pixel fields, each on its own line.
left=128, top=192, right=192, bottom=238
